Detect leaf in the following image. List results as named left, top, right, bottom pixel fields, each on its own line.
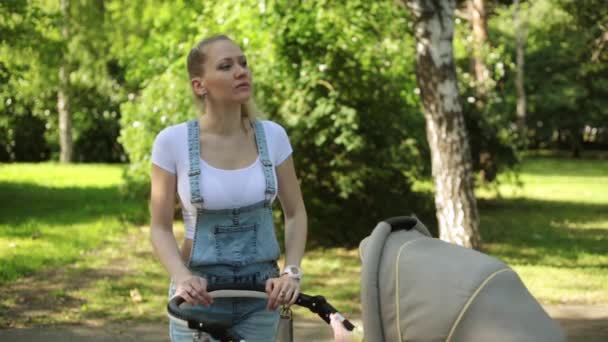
left=129, top=288, right=143, bottom=303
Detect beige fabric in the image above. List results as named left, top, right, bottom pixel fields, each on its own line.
left=359, top=217, right=566, bottom=342
left=448, top=268, right=565, bottom=342
left=360, top=221, right=392, bottom=341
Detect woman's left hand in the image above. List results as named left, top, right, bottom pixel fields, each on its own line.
left=265, top=274, right=300, bottom=310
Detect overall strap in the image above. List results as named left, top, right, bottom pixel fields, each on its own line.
left=253, top=120, right=276, bottom=205
left=187, top=119, right=204, bottom=207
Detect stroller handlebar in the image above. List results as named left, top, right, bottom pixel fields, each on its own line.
left=296, top=293, right=356, bottom=331
left=167, top=283, right=355, bottom=333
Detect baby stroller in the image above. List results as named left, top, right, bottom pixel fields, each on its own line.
left=356, top=216, right=566, bottom=342
left=169, top=216, right=567, bottom=341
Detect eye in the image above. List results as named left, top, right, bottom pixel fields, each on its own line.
left=219, top=64, right=231, bottom=70
left=240, top=60, right=248, bottom=67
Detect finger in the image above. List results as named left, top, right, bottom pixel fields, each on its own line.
left=268, top=279, right=283, bottom=310
left=194, top=278, right=213, bottom=306
left=185, top=287, right=203, bottom=306
left=265, top=278, right=275, bottom=310
left=186, top=281, right=203, bottom=303
left=280, top=287, right=292, bottom=305
left=191, top=287, right=209, bottom=306
left=265, top=278, right=273, bottom=294
left=274, top=283, right=291, bottom=308
left=288, top=287, right=300, bottom=306
left=177, top=288, right=196, bottom=305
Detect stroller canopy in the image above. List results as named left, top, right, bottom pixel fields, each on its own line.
left=359, top=217, right=565, bottom=342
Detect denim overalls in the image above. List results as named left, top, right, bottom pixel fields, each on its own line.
left=169, top=119, right=281, bottom=342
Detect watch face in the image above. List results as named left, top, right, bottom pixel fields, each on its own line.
left=289, top=266, right=300, bottom=275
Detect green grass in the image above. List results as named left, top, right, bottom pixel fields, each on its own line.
left=477, top=156, right=608, bottom=304
left=0, top=163, right=143, bottom=284
left=1, top=156, right=606, bottom=327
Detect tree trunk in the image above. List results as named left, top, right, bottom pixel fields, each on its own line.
left=468, top=0, right=490, bottom=91
left=58, top=0, right=72, bottom=163
left=405, top=0, right=481, bottom=249
left=514, top=0, right=527, bottom=140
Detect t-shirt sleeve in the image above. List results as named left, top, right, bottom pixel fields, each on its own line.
left=151, top=127, right=177, bottom=174
left=265, top=121, right=293, bottom=166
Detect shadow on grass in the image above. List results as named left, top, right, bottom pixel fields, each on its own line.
left=0, top=181, right=147, bottom=236
left=479, top=197, right=608, bottom=267
left=517, top=156, right=608, bottom=178
left=0, top=180, right=148, bottom=285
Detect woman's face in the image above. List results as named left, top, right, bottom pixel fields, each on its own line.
left=200, top=40, right=252, bottom=104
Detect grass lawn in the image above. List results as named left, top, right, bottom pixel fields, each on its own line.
left=0, top=163, right=145, bottom=285
left=477, top=156, right=608, bottom=304
left=0, top=156, right=606, bottom=327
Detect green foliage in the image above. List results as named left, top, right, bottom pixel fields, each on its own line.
left=3, top=0, right=606, bottom=246
left=113, top=0, right=276, bottom=196
left=0, top=0, right=125, bottom=162
left=453, top=13, right=520, bottom=183
left=492, top=0, right=608, bottom=153
left=269, top=0, right=429, bottom=245
left=115, top=0, right=432, bottom=245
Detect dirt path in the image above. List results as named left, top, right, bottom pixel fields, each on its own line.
left=0, top=305, right=607, bottom=341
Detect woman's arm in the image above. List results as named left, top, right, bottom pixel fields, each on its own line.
left=266, top=155, right=308, bottom=310
left=149, top=164, right=188, bottom=280
left=149, top=164, right=211, bottom=305
left=276, top=155, right=308, bottom=271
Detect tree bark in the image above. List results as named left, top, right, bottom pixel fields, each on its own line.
left=405, top=0, right=481, bottom=249
left=58, top=0, right=72, bottom=163
left=514, top=0, right=527, bottom=139
left=468, top=0, right=490, bottom=91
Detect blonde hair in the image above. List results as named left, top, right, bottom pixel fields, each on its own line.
left=187, top=34, right=259, bottom=124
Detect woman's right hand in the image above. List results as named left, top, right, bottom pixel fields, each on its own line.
left=174, top=274, right=213, bottom=306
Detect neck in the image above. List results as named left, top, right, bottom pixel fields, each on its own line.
left=200, top=101, right=247, bottom=135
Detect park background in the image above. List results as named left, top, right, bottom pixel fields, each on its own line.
left=1, top=0, right=607, bottom=340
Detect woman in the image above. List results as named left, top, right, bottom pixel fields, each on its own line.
left=149, top=34, right=307, bottom=341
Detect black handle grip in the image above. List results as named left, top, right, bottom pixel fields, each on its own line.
left=384, top=216, right=418, bottom=232
left=295, top=294, right=355, bottom=331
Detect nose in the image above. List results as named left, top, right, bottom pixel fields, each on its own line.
left=234, top=64, right=248, bottom=79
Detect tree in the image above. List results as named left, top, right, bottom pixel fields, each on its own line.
left=506, top=0, right=608, bottom=153
left=513, top=0, right=527, bottom=138
left=1, top=0, right=123, bottom=163
left=404, top=0, right=481, bottom=249
left=57, top=0, right=72, bottom=163
left=467, top=0, right=491, bottom=92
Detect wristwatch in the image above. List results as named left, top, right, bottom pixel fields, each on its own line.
left=281, top=265, right=302, bottom=281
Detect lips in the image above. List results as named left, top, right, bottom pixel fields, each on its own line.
left=236, top=82, right=250, bottom=90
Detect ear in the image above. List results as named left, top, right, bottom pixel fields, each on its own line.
left=191, top=77, right=207, bottom=96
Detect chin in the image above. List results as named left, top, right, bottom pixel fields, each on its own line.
left=234, top=94, right=252, bottom=104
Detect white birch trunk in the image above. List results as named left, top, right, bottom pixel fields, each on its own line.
left=406, top=0, right=481, bottom=249
left=58, top=0, right=72, bottom=163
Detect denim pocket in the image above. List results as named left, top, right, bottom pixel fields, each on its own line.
left=214, top=223, right=257, bottom=265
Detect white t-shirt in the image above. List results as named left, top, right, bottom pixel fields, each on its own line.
left=151, top=120, right=293, bottom=239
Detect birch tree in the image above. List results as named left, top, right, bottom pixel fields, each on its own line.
left=58, top=0, right=73, bottom=163
left=404, top=0, right=481, bottom=248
